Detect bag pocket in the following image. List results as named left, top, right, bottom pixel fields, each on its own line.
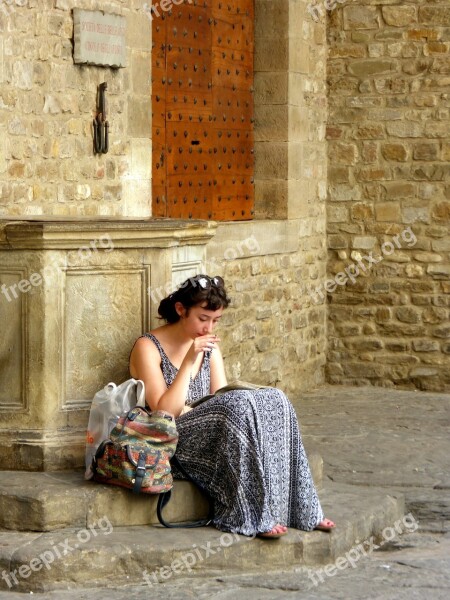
left=93, top=440, right=173, bottom=494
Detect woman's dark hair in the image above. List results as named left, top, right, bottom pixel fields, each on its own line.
left=158, top=275, right=231, bottom=324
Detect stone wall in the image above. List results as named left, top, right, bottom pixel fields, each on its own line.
left=0, top=0, right=152, bottom=217
left=206, top=220, right=327, bottom=398
left=326, top=0, right=450, bottom=390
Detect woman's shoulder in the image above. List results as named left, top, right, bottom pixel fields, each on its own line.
left=131, top=332, right=160, bottom=356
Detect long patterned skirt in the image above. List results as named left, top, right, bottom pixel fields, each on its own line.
left=175, top=388, right=323, bottom=536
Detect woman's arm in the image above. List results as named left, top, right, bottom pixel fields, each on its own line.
left=130, top=335, right=218, bottom=416
left=130, top=337, right=193, bottom=416
left=210, top=345, right=227, bottom=393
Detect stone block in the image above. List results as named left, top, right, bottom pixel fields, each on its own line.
left=351, top=236, right=377, bottom=250
left=432, top=325, right=450, bottom=339
left=131, top=50, right=151, bottom=95
left=329, top=142, right=358, bottom=165
left=343, top=5, right=379, bottom=30
left=385, top=340, right=408, bottom=352
left=127, top=96, right=151, bottom=138
left=425, top=122, right=450, bottom=138
left=254, top=37, right=288, bottom=71
left=431, top=238, right=450, bottom=252
left=255, top=140, right=289, bottom=179
left=344, top=362, right=383, bottom=378
left=329, top=184, right=362, bottom=202
left=413, top=252, right=442, bottom=264
left=328, top=235, right=347, bottom=250
left=419, top=5, right=450, bottom=26
left=386, top=122, right=423, bottom=138
left=402, top=205, right=430, bottom=224
left=356, top=167, right=391, bottom=182
left=423, top=306, right=447, bottom=324
left=328, top=167, right=350, bottom=183
left=327, top=205, right=349, bottom=223
left=351, top=339, right=384, bottom=351
left=255, top=0, right=288, bottom=39
left=381, top=143, right=408, bottom=162
left=356, top=124, right=385, bottom=139
left=254, top=180, right=288, bottom=219
left=407, top=28, right=440, bottom=42
left=382, top=6, right=417, bottom=27
left=376, top=202, right=401, bottom=222
left=289, top=40, right=310, bottom=74
left=348, top=59, right=398, bottom=77
left=361, top=140, right=378, bottom=163
left=396, top=307, right=421, bottom=324
left=409, top=367, right=439, bottom=378
left=351, top=202, right=374, bottom=221
left=375, top=307, right=392, bottom=322
left=127, top=10, right=151, bottom=51
left=254, top=72, right=288, bottom=105
left=432, top=202, right=450, bottom=222
left=382, top=182, right=416, bottom=200
left=413, top=143, right=439, bottom=161
left=425, top=42, right=450, bottom=56
left=427, top=264, right=450, bottom=278
left=329, top=45, right=366, bottom=59
left=254, top=105, right=288, bottom=142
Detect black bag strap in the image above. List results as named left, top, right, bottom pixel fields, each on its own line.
left=132, top=450, right=148, bottom=494
left=157, top=455, right=215, bottom=528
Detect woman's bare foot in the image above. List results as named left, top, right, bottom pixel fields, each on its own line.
left=315, top=518, right=336, bottom=532
left=257, top=524, right=288, bottom=539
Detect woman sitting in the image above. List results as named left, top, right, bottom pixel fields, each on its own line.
left=129, top=274, right=335, bottom=538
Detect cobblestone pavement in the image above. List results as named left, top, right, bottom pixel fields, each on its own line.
left=1, top=385, right=449, bottom=600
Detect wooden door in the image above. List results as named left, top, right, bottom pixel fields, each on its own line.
left=152, top=0, right=254, bottom=221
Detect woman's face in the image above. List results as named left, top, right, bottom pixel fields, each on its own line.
left=176, top=302, right=224, bottom=338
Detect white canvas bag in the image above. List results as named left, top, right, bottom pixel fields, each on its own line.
left=84, top=379, right=146, bottom=479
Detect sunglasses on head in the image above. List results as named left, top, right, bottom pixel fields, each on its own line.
left=170, top=275, right=224, bottom=298
left=196, top=275, right=224, bottom=289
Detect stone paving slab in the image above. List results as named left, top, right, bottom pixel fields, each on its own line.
left=0, top=480, right=403, bottom=593
left=298, top=386, right=449, bottom=492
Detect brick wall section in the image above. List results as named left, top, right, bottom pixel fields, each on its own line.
left=0, top=0, right=152, bottom=217
left=326, top=1, right=450, bottom=390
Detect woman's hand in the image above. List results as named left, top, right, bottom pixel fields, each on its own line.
left=186, top=334, right=220, bottom=363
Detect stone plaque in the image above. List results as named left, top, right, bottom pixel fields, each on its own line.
left=73, top=9, right=127, bottom=68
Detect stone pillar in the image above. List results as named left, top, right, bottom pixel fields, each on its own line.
left=254, top=0, right=327, bottom=221
left=0, top=219, right=216, bottom=470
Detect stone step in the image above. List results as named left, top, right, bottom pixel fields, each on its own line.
left=0, top=481, right=405, bottom=593
left=0, top=451, right=323, bottom=533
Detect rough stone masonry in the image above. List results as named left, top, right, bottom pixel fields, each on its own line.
left=326, top=0, right=450, bottom=391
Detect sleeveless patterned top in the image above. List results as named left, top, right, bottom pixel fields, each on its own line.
left=142, top=333, right=211, bottom=405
